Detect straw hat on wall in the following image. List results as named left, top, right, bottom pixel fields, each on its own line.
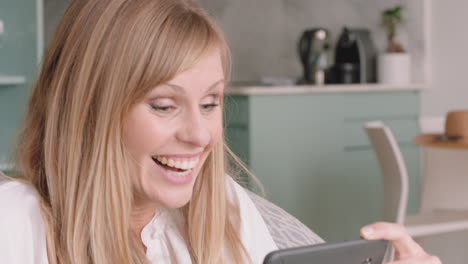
left=414, top=110, right=468, bottom=149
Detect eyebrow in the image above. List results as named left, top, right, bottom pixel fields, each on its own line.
left=164, top=79, right=225, bottom=94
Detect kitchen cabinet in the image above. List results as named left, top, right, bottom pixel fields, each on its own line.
left=224, top=89, right=421, bottom=241
left=0, top=0, right=41, bottom=159
left=0, top=76, right=26, bottom=86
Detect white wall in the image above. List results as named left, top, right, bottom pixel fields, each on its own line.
left=416, top=2, right=468, bottom=263
left=422, top=0, right=468, bottom=116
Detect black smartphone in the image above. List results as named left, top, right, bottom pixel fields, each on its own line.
left=263, top=239, right=388, bottom=264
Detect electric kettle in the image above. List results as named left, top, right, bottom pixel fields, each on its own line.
left=297, top=28, right=331, bottom=84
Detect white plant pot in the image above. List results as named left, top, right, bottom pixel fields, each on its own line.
left=377, top=53, right=411, bottom=84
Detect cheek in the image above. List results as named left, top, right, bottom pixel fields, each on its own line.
left=123, top=108, right=164, bottom=158
left=124, top=123, right=145, bottom=157
left=209, top=113, right=224, bottom=145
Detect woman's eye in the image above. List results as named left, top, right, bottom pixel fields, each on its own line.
left=201, top=103, right=219, bottom=112
left=151, top=104, right=176, bottom=113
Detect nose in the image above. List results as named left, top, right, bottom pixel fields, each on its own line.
left=176, top=110, right=211, bottom=148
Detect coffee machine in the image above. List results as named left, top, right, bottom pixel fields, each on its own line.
left=332, top=27, right=377, bottom=84
left=297, top=28, right=331, bottom=84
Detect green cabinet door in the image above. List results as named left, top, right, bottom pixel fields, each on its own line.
left=224, top=91, right=420, bottom=241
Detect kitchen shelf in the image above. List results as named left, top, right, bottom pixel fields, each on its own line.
left=225, top=83, right=426, bottom=96
left=0, top=75, right=26, bottom=86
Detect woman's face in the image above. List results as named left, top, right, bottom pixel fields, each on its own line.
left=123, top=49, right=224, bottom=209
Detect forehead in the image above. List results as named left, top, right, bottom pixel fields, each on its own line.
left=167, top=49, right=224, bottom=87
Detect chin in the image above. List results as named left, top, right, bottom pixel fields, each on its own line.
left=145, top=179, right=197, bottom=209
left=160, top=189, right=194, bottom=209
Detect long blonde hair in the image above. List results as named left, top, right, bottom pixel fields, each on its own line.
left=15, top=0, right=249, bottom=263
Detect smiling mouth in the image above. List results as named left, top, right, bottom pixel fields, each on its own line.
left=152, top=157, right=187, bottom=172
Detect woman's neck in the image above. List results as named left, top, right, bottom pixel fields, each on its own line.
left=131, top=197, right=158, bottom=239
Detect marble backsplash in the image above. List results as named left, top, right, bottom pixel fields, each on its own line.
left=198, top=0, right=426, bottom=84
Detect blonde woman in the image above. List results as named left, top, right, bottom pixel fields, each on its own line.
left=0, top=0, right=440, bottom=263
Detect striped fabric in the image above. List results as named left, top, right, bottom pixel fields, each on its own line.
left=247, top=190, right=324, bottom=249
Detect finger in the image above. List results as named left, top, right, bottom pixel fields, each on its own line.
left=385, top=255, right=442, bottom=264
left=360, top=222, right=426, bottom=258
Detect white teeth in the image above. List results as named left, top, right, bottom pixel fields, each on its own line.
left=189, top=160, right=196, bottom=168
left=155, top=156, right=199, bottom=170
left=173, top=161, right=183, bottom=169
left=167, top=159, right=174, bottom=167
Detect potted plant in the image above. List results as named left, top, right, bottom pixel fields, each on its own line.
left=377, top=5, right=411, bottom=84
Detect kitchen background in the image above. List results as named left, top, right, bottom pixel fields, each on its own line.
left=198, top=0, right=426, bottom=84
left=1, top=0, right=468, bottom=263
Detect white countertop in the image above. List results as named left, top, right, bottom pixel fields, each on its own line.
left=225, top=83, right=425, bottom=95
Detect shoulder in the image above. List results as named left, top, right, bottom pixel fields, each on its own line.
left=226, top=176, right=324, bottom=249
left=225, top=176, right=278, bottom=262
left=225, top=176, right=264, bottom=223
left=0, top=179, right=42, bottom=218
left=0, top=179, right=48, bottom=263
left=245, top=188, right=325, bottom=248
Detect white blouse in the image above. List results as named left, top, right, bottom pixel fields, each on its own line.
left=0, top=177, right=277, bottom=263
